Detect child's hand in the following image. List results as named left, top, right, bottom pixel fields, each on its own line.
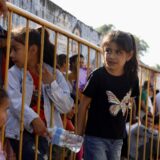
left=42, top=65, right=54, bottom=84
left=31, top=117, right=49, bottom=137
left=36, top=64, right=54, bottom=84
left=142, top=112, right=153, bottom=128
left=67, top=107, right=75, bottom=120
left=0, top=0, right=8, bottom=18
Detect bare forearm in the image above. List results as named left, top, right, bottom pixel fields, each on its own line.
left=77, top=103, right=87, bottom=136
left=77, top=95, right=91, bottom=136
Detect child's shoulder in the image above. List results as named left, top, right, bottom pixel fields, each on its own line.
left=89, top=66, right=105, bottom=76
left=89, top=67, right=105, bottom=77
left=8, top=65, right=22, bottom=79
left=9, top=65, right=20, bottom=71
left=85, top=67, right=104, bottom=84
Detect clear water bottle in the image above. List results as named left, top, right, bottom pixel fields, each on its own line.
left=47, top=126, right=84, bottom=153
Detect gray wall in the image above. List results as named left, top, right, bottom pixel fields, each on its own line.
left=1, top=0, right=102, bottom=67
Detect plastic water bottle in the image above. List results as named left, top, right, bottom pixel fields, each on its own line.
left=47, top=126, right=84, bottom=153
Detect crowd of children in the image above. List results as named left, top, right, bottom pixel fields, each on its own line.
left=1, top=2, right=160, bottom=160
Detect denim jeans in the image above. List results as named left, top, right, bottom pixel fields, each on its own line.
left=9, top=130, right=48, bottom=160
left=84, top=135, right=123, bottom=160
left=138, top=138, right=160, bottom=160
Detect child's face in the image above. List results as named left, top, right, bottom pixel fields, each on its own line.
left=0, top=98, right=9, bottom=128
left=104, top=42, right=133, bottom=75
left=62, top=62, right=67, bottom=72
left=10, top=40, right=25, bottom=68
left=80, top=57, right=84, bottom=68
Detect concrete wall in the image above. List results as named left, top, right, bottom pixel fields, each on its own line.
left=2, top=0, right=102, bottom=67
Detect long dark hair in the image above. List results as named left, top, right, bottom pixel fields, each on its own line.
left=0, top=87, right=8, bottom=105
left=57, top=54, right=67, bottom=68
left=101, top=30, right=138, bottom=86
left=11, top=27, right=55, bottom=67
left=69, top=54, right=84, bottom=71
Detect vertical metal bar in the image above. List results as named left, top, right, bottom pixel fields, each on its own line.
left=49, top=31, right=58, bottom=160
left=65, top=37, right=70, bottom=81
left=62, top=37, right=69, bottom=129
left=96, top=50, right=99, bottom=68
left=84, top=46, right=90, bottom=132
left=34, top=26, right=45, bottom=160
left=73, top=42, right=81, bottom=160
left=1, top=10, right=12, bottom=147
left=127, top=99, right=133, bottom=160
left=150, top=73, right=157, bottom=160
left=135, top=67, right=143, bottom=160
left=19, top=20, right=29, bottom=160
left=87, top=47, right=90, bottom=77
left=3, top=11, right=12, bottom=89
left=75, top=42, right=80, bottom=133
left=143, top=70, right=150, bottom=160
left=156, top=114, right=160, bottom=160
left=53, top=32, right=58, bottom=80
left=61, top=37, right=70, bottom=160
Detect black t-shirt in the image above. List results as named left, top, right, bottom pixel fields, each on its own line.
left=83, top=66, right=139, bottom=139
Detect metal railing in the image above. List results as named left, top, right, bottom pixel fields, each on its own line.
left=0, top=2, right=160, bottom=160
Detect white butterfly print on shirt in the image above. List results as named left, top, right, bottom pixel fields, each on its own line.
left=106, top=90, right=132, bottom=116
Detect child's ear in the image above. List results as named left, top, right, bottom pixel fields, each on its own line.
left=127, top=51, right=133, bottom=61
left=29, top=44, right=38, bottom=55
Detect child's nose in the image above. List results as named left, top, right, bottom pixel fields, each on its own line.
left=10, top=50, right=14, bottom=57
left=108, top=52, right=115, bottom=59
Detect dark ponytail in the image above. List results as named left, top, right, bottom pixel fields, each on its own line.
left=124, top=34, right=138, bottom=86
left=37, top=27, right=55, bottom=67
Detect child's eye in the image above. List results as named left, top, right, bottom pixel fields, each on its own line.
left=11, top=46, right=17, bottom=52
left=116, top=50, right=122, bottom=55
left=105, top=48, right=111, bottom=54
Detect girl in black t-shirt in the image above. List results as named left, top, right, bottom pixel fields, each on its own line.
left=77, top=30, right=139, bottom=160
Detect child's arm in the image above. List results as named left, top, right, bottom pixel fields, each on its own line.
left=8, top=70, right=39, bottom=132
left=8, top=73, right=48, bottom=136
left=77, top=95, right=92, bottom=136
left=131, top=98, right=138, bottom=124
left=0, top=0, right=8, bottom=17
left=42, top=66, right=74, bottom=113
left=31, top=117, right=49, bottom=137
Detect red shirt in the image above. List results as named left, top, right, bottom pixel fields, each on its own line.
left=29, top=70, right=46, bottom=123
left=66, top=119, right=75, bottom=131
